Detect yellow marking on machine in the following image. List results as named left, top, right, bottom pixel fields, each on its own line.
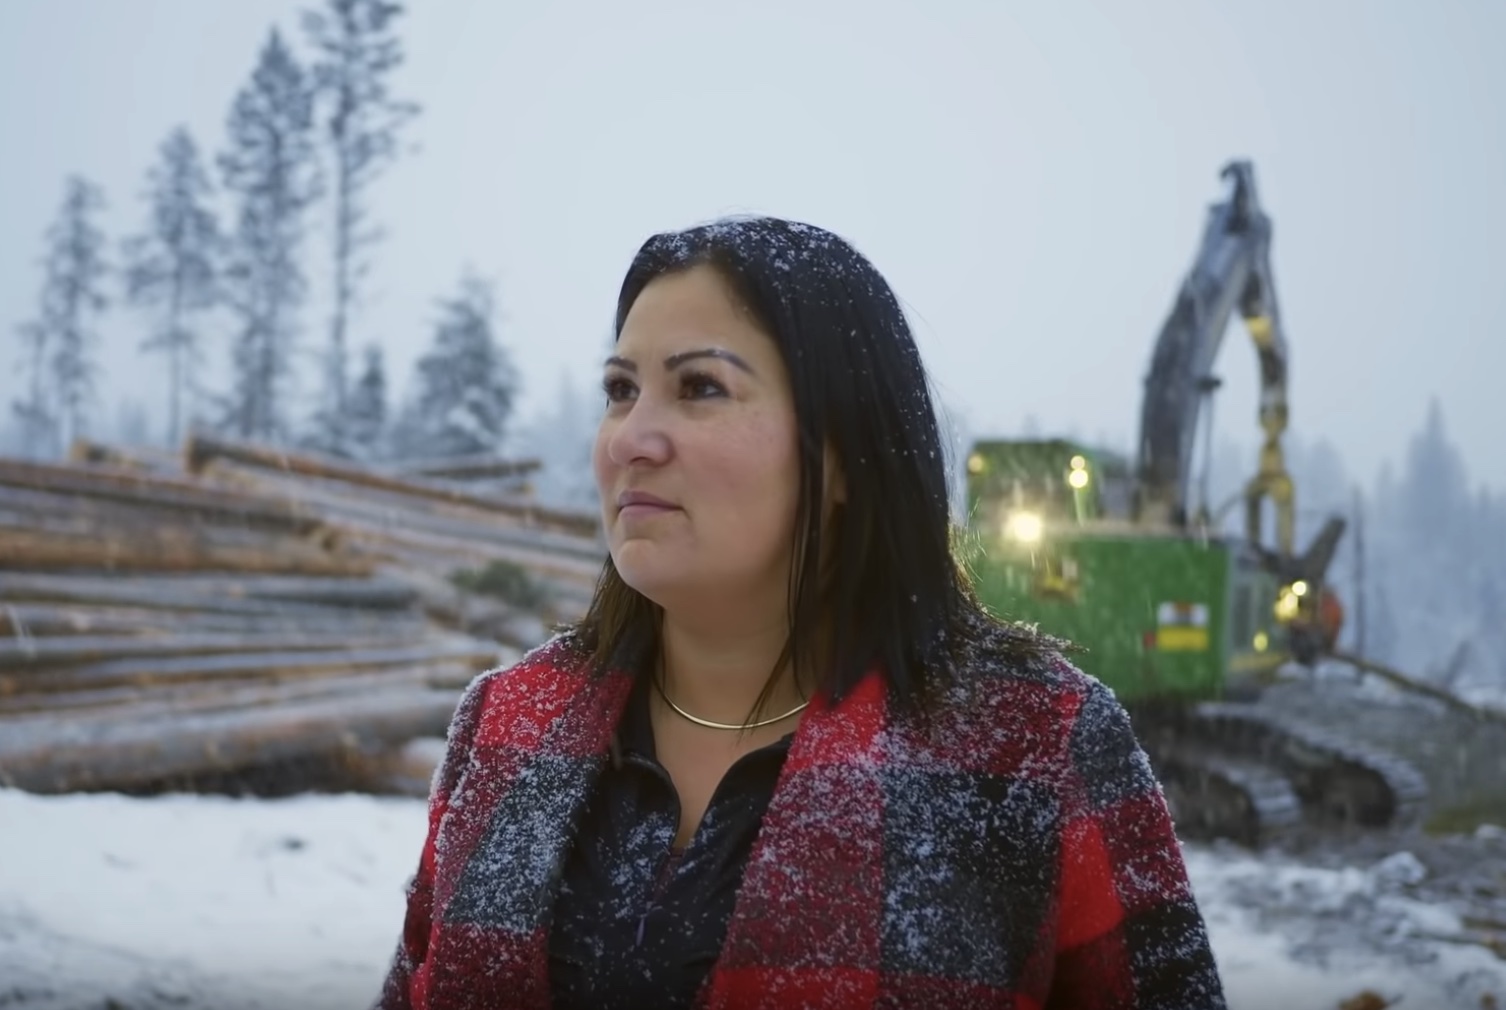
left=1229, top=650, right=1287, bottom=676
left=1156, top=626, right=1210, bottom=651
left=1156, top=601, right=1210, bottom=652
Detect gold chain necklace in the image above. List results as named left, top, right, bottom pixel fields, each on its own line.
left=653, top=675, right=810, bottom=731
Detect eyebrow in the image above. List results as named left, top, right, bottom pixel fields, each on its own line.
left=604, top=347, right=756, bottom=375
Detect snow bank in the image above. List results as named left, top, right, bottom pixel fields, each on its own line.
left=1184, top=845, right=1505, bottom=1010
left=0, top=790, right=425, bottom=1010
left=1, top=788, right=1502, bottom=1009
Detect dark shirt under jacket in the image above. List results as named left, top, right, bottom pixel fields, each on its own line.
left=548, top=677, right=793, bottom=1010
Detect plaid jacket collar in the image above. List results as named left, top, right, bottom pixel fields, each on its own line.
left=425, top=640, right=901, bottom=1008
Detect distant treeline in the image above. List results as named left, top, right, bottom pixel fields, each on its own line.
left=1201, top=401, right=1506, bottom=694
left=9, top=0, right=517, bottom=464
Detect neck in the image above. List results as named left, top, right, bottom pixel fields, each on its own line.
left=657, top=612, right=807, bottom=726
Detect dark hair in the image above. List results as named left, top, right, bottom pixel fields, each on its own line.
left=572, top=215, right=1052, bottom=721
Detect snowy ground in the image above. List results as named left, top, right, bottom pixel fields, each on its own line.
left=1, top=788, right=1503, bottom=1010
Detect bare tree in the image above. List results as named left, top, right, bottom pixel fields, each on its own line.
left=302, top=0, right=418, bottom=455
left=121, top=126, right=223, bottom=446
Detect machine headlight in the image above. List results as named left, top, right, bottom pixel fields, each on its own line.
left=1274, top=587, right=1301, bottom=622
left=1004, top=511, right=1044, bottom=543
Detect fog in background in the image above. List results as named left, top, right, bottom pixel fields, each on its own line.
left=2, top=0, right=1501, bottom=493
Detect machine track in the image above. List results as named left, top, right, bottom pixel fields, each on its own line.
left=1145, top=742, right=1304, bottom=847
left=1191, top=701, right=1430, bottom=831
left=1130, top=700, right=1431, bottom=846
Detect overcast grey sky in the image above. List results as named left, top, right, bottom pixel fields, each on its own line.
left=2, top=0, right=1502, bottom=491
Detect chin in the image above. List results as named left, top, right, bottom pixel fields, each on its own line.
left=610, top=546, right=677, bottom=599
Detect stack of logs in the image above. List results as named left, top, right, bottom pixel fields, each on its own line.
left=0, top=434, right=606, bottom=796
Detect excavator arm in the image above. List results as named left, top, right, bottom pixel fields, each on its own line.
left=1134, top=160, right=1297, bottom=556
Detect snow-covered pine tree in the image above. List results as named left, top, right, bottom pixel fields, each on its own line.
left=391, top=273, right=518, bottom=458
left=1470, top=489, right=1506, bottom=692
left=346, top=342, right=389, bottom=458
left=1376, top=399, right=1482, bottom=682
left=301, top=0, right=419, bottom=455
left=121, top=126, right=222, bottom=447
left=0, top=414, right=19, bottom=456
left=517, top=368, right=599, bottom=510
left=1398, top=398, right=1471, bottom=551
left=217, top=29, right=320, bottom=443
left=12, top=176, right=110, bottom=459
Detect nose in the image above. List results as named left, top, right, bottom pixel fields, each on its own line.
left=604, top=395, right=672, bottom=468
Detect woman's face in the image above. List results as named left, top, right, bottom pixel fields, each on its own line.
left=594, top=264, right=802, bottom=619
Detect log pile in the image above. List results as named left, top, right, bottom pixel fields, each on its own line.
left=181, top=433, right=606, bottom=638
left=0, top=436, right=607, bottom=796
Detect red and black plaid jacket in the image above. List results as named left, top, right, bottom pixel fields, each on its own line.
left=375, top=629, right=1227, bottom=1010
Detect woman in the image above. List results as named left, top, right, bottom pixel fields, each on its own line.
left=375, top=217, right=1227, bottom=1010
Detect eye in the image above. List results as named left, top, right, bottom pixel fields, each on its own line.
left=602, top=375, right=637, bottom=404
left=680, top=370, right=728, bottom=400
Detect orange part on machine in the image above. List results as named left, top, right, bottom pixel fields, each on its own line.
left=1318, top=588, right=1345, bottom=647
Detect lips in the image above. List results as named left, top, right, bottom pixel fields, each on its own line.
left=617, top=490, right=678, bottom=511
